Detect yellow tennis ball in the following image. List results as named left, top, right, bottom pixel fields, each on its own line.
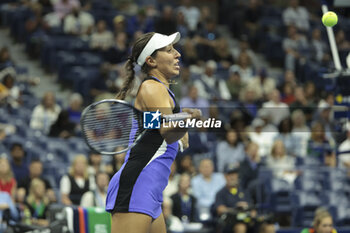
left=322, top=11, right=338, bottom=27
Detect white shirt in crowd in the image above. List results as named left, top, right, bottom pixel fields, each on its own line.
left=80, top=190, right=107, bottom=208
left=262, top=101, right=290, bottom=126
left=60, top=175, right=96, bottom=196
left=30, top=104, right=61, bottom=134
left=249, top=131, right=277, bottom=157
left=177, top=5, right=200, bottom=31
left=282, top=6, right=310, bottom=31
left=194, top=75, right=231, bottom=100
left=63, top=11, right=94, bottom=35
left=90, top=31, right=114, bottom=50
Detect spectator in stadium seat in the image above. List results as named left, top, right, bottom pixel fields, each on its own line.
left=0, top=156, right=17, bottom=200
left=315, top=97, right=336, bottom=143
left=282, top=70, right=297, bottom=89
left=66, top=93, right=83, bottom=126
left=60, top=155, right=94, bottom=205
left=213, top=164, right=256, bottom=233
left=274, top=117, right=299, bottom=156
left=171, top=173, right=198, bottom=222
left=90, top=20, right=114, bottom=51
left=291, top=109, right=310, bottom=157
left=180, top=85, right=209, bottom=118
left=170, top=66, right=192, bottom=100
left=163, top=162, right=180, bottom=199
left=239, top=142, right=261, bottom=192
left=186, top=127, right=216, bottom=157
left=49, top=110, right=76, bottom=138
left=306, top=122, right=335, bottom=166
left=226, top=70, right=245, bottom=100
left=301, top=208, right=337, bottom=233
left=1, top=74, right=21, bottom=108
left=304, top=81, right=318, bottom=105
left=243, top=0, right=263, bottom=50
left=282, top=0, right=310, bottom=32
left=194, top=60, right=231, bottom=100
left=335, top=29, right=350, bottom=51
left=282, top=25, right=309, bottom=72
left=105, top=32, right=129, bottom=64
left=181, top=38, right=199, bottom=66
left=177, top=155, right=197, bottom=177
left=289, top=86, right=315, bottom=123
left=246, top=68, right=276, bottom=101
left=0, top=47, right=14, bottom=71
left=280, top=82, right=295, bottom=105
left=216, top=128, right=245, bottom=173
left=176, top=10, right=189, bottom=39
left=113, top=15, right=126, bottom=36
left=191, top=159, right=226, bottom=216
left=18, top=159, right=55, bottom=203
left=266, top=140, right=298, bottom=184
left=30, top=91, right=61, bottom=134
left=63, top=6, right=94, bottom=37
left=262, top=89, right=290, bottom=126
left=126, top=8, right=154, bottom=38
left=196, top=5, right=212, bottom=31
left=24, top=178, right=51, bottom=227
left=9, top=143, right=29, bottom=183
left=238, top=86, right=259, bottom=119
left=177, top=0, right=200, bottom=33
left=155, top=5, right=177, bottom=36
left=54, top=0, right=80, bottom=20
left=310, top=28, right=330, bottom=65
left=249, top=118, right=276, bottom=158
left=230, top=51, right=255, bottom=83
left=213, top=38, right=235, bottom=69
left=194, top=17, right=221, bottom=61
left=81, top=172, right=110, bottom=208
left=232, top=37, right=259, bottom=69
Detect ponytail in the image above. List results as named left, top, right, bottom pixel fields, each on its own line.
left=115, top=32, right=155, bottom=100
left=115, top=57, right=135, bottom=100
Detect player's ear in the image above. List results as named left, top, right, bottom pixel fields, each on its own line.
left=145, top=56, right=157, bottom=68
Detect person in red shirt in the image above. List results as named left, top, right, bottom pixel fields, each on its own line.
left=0, top=156, right=17, bottom=200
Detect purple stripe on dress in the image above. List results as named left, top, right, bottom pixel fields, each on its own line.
left=124, top=118, right=139, bottom=162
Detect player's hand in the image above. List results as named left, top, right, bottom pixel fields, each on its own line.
left=180, top=132, right=189, bottom=151
left=182, top=108, right=202, bottom=120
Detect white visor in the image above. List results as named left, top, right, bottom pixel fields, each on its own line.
left=136, top=32, right=181, bottom=66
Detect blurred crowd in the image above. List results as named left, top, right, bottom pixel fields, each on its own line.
left=1, top=0, right=350, bottom=232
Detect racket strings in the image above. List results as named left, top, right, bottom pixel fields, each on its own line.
left=81, top=103, right=143, bottom=154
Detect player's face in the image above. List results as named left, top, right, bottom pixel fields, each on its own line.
left=316, top=217, right=333, bottom=233
left=154, top=44, right=181, bottom=78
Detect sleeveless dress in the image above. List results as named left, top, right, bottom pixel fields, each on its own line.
left=105, top=76, right=180, bottom=219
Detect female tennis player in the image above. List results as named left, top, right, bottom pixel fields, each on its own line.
left=105, top=31, right=201, bottom=233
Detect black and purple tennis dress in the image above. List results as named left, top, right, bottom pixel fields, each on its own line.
left=106, top=76, right=180, bottom=219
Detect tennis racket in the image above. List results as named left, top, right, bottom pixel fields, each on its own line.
left=80, top=99, right=192, bottom=155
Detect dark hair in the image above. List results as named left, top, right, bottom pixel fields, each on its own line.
left=11, top=143, right=23, bottom=151
left=115, top=32, right=155, bottom=100
left=30, top=158, right=42, bottom=164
